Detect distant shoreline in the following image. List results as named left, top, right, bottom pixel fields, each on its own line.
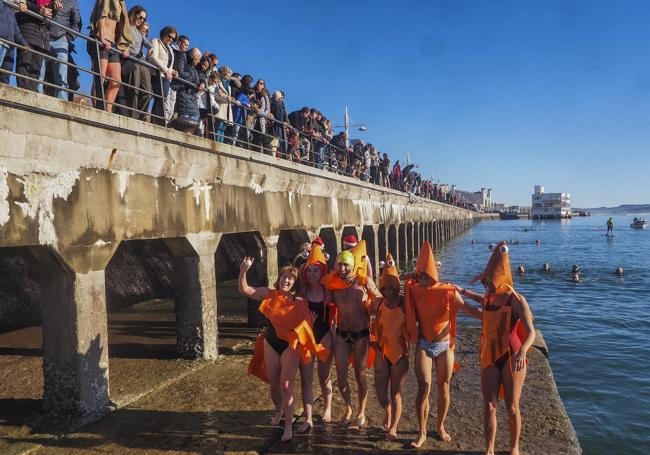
left=578, top=204, right=650, bottom=216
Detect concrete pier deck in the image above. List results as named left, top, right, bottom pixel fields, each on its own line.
left=0, top=302, right=581, bottom=455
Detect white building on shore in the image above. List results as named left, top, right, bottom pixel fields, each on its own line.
left=531, top=185, right=571, bottom=219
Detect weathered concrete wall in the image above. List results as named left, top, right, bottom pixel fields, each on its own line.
left=0, top=85, right=478, bottom=272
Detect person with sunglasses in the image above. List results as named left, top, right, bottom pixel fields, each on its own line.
left=116, top=5, right=150, bottom=119
left=147, top=25, right=176, bottom=125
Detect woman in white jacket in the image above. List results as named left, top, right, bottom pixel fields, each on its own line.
left=214, top=66, right=234, bottom=142
left=148, top=26, right=176, bottom=125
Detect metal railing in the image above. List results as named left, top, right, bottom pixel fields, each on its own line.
left=0, top=0, right=475, bottom=208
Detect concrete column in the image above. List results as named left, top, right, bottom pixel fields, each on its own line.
left=370, top=225, right=380, bottom=277
left=164, top=234, right=221, bottom=360
left=29, top=245, right=114, bottom=417
left=406, top=223, right=414, bottom=262
left=413, top=222, right=419, bottom=255
left=398, top=224, right=406, bottom=270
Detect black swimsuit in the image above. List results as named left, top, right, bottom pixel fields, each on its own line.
left=265, top=319, right=289, bottom=355
left=308, top=300, right=331, bottom=343
left=485, top=294, right=517, bottom=371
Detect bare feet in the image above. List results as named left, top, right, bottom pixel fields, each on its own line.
left=510, top=447, right=520, bottom=455
left=437, top=425, right=452, bottom=441
left=271, top=410, right=283, bottom=426
left=338, top=405, right=353, bottom=425
left=485, top=450, right=495, bottom=455
left=347, top=415, right=366, bottom=430
left=281, top=424, right=293, bottom=442
left=387, top=428, right=398, bottom=440
left=322, top=408, right=332, bottom=423
left=411, top=433, right=427, bottom=448
left=383, top=408, right=392, bottom=430
left=297, top=420, right=313, bottom=433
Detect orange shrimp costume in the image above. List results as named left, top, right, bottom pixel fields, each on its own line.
left=248, top=290, right=330, bottom=383
left=404, top=241, right=460, bottom=370
left=478, top=242, right=529, bottom=373
left=371, top=254, right=409, bottom=364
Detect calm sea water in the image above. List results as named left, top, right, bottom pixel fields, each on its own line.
left=434, top=215, right=650, bottom=455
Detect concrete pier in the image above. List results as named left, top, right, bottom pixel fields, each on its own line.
left=0, top=84, right=480, bottom=420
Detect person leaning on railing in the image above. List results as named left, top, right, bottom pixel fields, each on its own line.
left=213, top=65, right=234, bottom=143
left=14, top=0, right=50, bottom=93
left=88, top=0, right=132, bottom=113
left=147, top=25, right=175, bottom=125
left=269, top=90, right=287, bottom=156
left=115, top=4, right=149, bottom=120
left=0, top=0, right=29, bottom=73
left=171, top=46, right=200, bottom=130
left=45, top=0, right=80, bottom=100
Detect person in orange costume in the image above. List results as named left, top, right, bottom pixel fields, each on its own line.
left=321, top=242, right=382, bottom=429
left=405, top=241, right=482, bottom=448
left=372, top=253, right=409, bottom=440
left=295, top=243, right=334, bottom=430
left=461, top=242, right=536, bottom=455
left=239, top=257, right=328, bottom=442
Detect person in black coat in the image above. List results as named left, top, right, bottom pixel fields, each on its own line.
left=270, top=90, right=288, bottom=155
left=15, top=0, right=51, bottom=92
left=0, top=0, right=28, bottom=76
left=174, top=47, right=200, bottom=120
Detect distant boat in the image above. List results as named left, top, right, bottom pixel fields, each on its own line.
left=499, top=211, right=520, bottom=220
left=630, top=218, right=647, bottom=229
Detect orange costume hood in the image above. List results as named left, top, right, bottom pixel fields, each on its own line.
left=416, top=241, right=438, bottom=281
left=481, top=241, right=513, bottom=295
left=300, top=244, right=328, bottom=286
left=379, top=253, right=400, bottom=291
left=248, top=291, right=329, bottom=382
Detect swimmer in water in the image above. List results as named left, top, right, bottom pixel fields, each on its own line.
left=571, top=273, right=581, bottom=283
left=517, top=265, right=525, bottom=274
left=542, top=263, right=551, bottom=272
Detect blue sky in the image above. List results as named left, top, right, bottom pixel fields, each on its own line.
left=72, top=0, right=650, bottom=207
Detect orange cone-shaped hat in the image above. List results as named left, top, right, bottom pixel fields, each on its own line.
left=379, top=253, right=400, bottom=291
left=483, top=241, right=513, bottom=294
left=415, top=241, right=438, bottom=282
left=302, top=243, right=328, bottom=278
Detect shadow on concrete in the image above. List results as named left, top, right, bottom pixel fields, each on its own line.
left=0, top=398, right=42, bottom=426
left=0, top=346, right=42, bottom=356
left=4, top=409, right=277, bottom=453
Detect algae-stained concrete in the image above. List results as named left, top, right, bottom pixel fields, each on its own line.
left=0, top=84, right=477, bottom=273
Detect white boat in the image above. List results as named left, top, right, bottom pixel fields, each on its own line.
left=630, top=218, right=647, bottom=229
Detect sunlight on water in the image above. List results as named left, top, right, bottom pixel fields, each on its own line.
left=434, top=216, right=650, bottom=455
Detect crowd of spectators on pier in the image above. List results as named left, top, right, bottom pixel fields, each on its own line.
left=0, top=0, right=473, bottom=208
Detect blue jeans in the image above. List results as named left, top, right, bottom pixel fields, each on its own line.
left=40, top=36, right=69, bottom=99
left=178, top=113, right=199, bottom=121
left=0, top=44, right=7, bottom=70
left=313, top=144, right=324, bottom=169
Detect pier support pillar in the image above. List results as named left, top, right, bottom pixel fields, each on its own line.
left=413, top=222, right=420, bottom=255
left=377, top=224, right=387, bottom=266
left=361, top=225, right=378, bottom=278
left=164, top=234, right=221, bottom=360
left=318, top=227, right=338, bottom=270
left=398, top=224, right=406, bottom=270
left=31, top=243, right=117, bottom=417
left=407, top=223, right=414, bottom=263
